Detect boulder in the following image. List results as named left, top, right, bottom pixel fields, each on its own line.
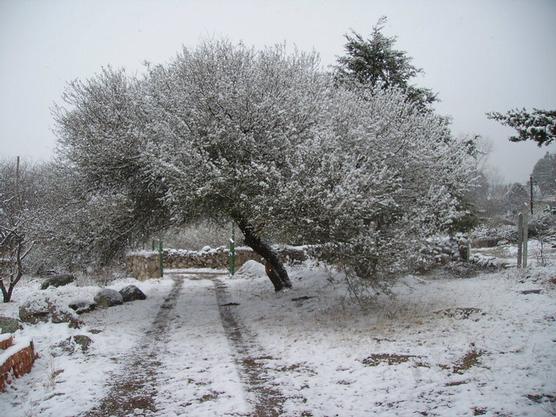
left=19, top=297, right=81, bottom=328
left=119, top=285, right=146, bottom=302
left=53, top=335, right=93, bottom=356
left=41, top=274, right=76, bottom=290
left=94, top=289, right=123, bottom=308
left=68, top=300, right=96, bottom=315
left=0, top=316, right=23, bottom=334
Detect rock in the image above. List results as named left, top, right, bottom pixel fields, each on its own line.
left=19, top=296, right=81, bottom=328
left=520, top=289, right=542, bottom=295
left=471, top=238, right=500, bottom=248
left=119, top=285, right=146, bottom=302
left=94, top=289, right=123, bottom=308
left=40, top=274, right=76, bottom=290
left=53, top=335, right=93, bottom=356
left=73, top=335, right=93, bottom=352
left=0, top=316, right=23, bottom=334
left=68, top=300, right=96, bottom=315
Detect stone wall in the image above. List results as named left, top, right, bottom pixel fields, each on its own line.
left=126, top=246, right=306, bottom=280
left=126, top=252, right=162, bottom=281
left=163, top=247, right=263, bottom=270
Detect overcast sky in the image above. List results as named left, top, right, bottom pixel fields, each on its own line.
left=1, top=0, right=555, bottom=183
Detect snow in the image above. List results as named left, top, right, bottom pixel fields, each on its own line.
left=154, top=279, right=248, bottom=416
left=233, top=259, right=266, bottom=279
left=1, top=276, right=175, bottom=417
left=0, top=255, right=555, bottom=416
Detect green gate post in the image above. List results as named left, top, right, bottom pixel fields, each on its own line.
left=228, top=225, right=236, bottom=276
left=158, top=240, right=164, bottom=277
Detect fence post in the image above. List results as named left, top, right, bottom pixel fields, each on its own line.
left=158, top=240, right=164, bottom=277
left=517, top=213, right=523, bottom=268
left=228, top=224, right=236, bottom=276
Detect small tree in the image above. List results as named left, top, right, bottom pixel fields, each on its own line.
left=487, top=108, right=556, bottom=146
left=0, top=157, right=35, bottom=302
left=335, top=17, right=437, bottom=111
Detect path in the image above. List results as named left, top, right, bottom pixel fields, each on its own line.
left=214, top=278, right=286, bottom=417
left=81, top=275, right=286, bottom=417
left=83, top=277, right=184, bottom=417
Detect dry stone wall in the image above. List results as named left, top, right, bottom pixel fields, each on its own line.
left=126, top=246, right=306, bottom=280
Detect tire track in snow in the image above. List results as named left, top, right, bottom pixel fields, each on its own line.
left=82, top=276, right=183, bottom=417
left=214, top=278, right=286, bottom=417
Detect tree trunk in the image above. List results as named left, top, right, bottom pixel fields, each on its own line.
left=264, top=262, right=284, bottom=292
left=235, top=219, right=292, bottom=291
left=0, top=280, right=11, bottom=303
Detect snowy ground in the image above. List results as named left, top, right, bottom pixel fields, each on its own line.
left=1, top=243, right=555, bottom=417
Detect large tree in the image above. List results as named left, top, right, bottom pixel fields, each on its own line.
left=487, top=108, right=556, bottom=146
left=54, top=40, right=476, bottom=292
left=335, top=17, right=437, bottom=111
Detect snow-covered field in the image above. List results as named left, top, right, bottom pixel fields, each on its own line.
left=1, top=249, right=555, bottom=417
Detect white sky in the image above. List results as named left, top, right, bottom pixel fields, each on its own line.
left=0, top=0, right=555, bottom=183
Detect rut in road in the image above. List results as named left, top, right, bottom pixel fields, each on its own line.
left=214, top=278, right=286, bottom=417
left=82, top=276, right=183, bottom=417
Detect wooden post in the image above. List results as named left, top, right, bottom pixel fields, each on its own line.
left=522, top=212, right=528, bottom=268
left=15, top=156, right=21, bottom=211
left=517, top=213, right=523, bottom=268
left=158, top=240, right=164, bottom=277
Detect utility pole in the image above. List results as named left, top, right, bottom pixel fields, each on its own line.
left=529, top=176, right=534, bottom=215
left=15, top=156, right=21, bottom=210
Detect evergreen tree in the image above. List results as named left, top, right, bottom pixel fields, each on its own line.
left=335, top=17, right=437, bottom=111
left=487, top=108, right=556, bottom=146
left=505, top=183, right=529, bottom=214
left=531, top=152, right=556, bottom=196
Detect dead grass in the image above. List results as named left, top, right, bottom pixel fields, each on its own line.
left=362, top=353, right=419, bottom=366
left=435, top=307, right=484, bottom=320
left=453, top=349, right=482, bottom=374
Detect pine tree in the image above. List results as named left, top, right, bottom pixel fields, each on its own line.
left=487, top=108, right=556, bottom=146
left=531, top=152, right=556, bottom=196
left=335, top=17, right=437, bottom=111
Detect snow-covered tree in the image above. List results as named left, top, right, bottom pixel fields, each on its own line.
left=335, top=17, right=437, bottom=111
left=275, top=86, right=475, bottom=288
left=0, top=158, right=37, bottom=302
left=52, top=67, right=170, bottom=270
left=531, top=152, right=556, bottom=196
left=54, top=40, right=477, bottom=292
left=505, top=183, right=529, bottom=215
left=487, top=108, right=556, bottom=146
